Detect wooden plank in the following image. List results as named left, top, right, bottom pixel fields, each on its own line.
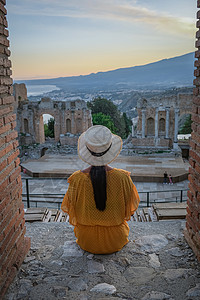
left=43, top=210, right=52, bottom=222
left=148, top=207, right=158, bottom=222
left=140, top=210, right=147, bottom=222
left=143, top=208, right=150, bottom=222
left=153, top=203, right=187, bottom=210
left=50, top=209, right=59, bottom=215
left=56, top=211, right=62, bottom=222
left=25, top=214, right=44, bottom=222
left=25, top=208, right=48, bottom=214
left=43, top=210, right=51, bottom=223
left=156, top=208, right=186, bottom=220
left=133, top=212, right=139, bottom=222
left=50, top=209, right=59, bottom=222
left=61, top=213, right=69, bottom=222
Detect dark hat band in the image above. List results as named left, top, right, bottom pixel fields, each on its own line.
left=86, top=143, right=112, bottom=157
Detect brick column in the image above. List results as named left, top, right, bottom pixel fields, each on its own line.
left=184, top=0, right=200, bottom=261
left=0, top=1, right=30, bottom=297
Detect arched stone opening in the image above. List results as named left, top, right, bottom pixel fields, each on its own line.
left=147, top=117, right=155, bottom=136
left=66, top=118, right=71, bottom=133
left=76, top=118, right=82, bottom=133
left=178, top=113, right=192, bottom=135
left=37, top=114, right=55, bottom=143
left=159, top=118, right=165, bottom=135
left=43, top=114, right=55, bottom=139
left=24, top=118, right=29, bottom=133
left=41, top=147, right=48, bottom=157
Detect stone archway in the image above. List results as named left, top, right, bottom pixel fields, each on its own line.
left=76, top=118, right=82, bottom=133
left=147, top=117, right=155, bottom=136
left=37, top=113, right=57, bottom=143
left=24, top=118, right=29, bottom=133
left=159, top=118, right=165, bottom=135
left=66, top=118, right=71, bottom=133
left=13, top=91, right=92, bottom=145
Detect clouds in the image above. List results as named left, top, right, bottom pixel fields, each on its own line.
left=8, top=0, right=195, bottom=37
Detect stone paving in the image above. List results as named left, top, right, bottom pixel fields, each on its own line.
left=4, top=221, right=200, bottom=300
left=21, top=154, right=189, bottom=182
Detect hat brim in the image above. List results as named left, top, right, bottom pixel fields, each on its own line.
left=78, top=131, right=122, bottom=166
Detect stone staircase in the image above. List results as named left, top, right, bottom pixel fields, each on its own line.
left=4, top=221, right=200, bottom=300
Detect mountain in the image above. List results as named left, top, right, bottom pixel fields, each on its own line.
left=17, top=52, right=195, bottom=91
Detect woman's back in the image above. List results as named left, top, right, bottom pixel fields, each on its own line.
left=61, top=168, right=140, bottom=254
left=61, top=125, right=140, bottom=254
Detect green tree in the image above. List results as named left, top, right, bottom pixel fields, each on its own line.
left=88, top=97, right=131, bottom=138
left=179, top=115, right=192, bottom=134
left=44, top=118, right=54, bottom=138
left=92, top=112, right=117, bottom=133
left=122, top=112, right=132, bottom=138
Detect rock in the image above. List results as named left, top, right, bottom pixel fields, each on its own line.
left=165, top=247, right=184, bottom=257
left=124, top=267, right=155, bottom=284
left=79, top=296, right=88, bottom=300
left=142, top=291, right=173, bottom=300
left=4, top=293, right=15, bottom=300
left=90, top=283, right=116, bottom=295
left=51, top=286, right=68, bottom=297
left=62, top=241, right=84, bottom=257
left=118, top=257, right=130, bottom=266
left=23, top=256, right=36, bottom=263
left=87, top=260, right=105, bottom=274
left=166, top=234, right=177, bottom=241
left=17, top=279, right=32, bottom=298
left=50, top=260, right=63, bottom=266
left=98, top=298, right=123, bottom=300
left=163, top=269, right=193, bottom=281
left=44, top=275, right=66, bottom=283
left=67, top=278, right=88, bottom=291
left=87, top=254, right=94, bottom=260
left=135, top=235, right=168, bottom=253
left=186, top=284, right=200, bottom=297
left=27, top=265, right=46, bottom=276
left=149, top=253, right=160, bottom=269
left=37, top=245, right=55, bottom=260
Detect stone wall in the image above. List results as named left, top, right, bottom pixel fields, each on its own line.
left=0, top=1, right=30, bottom=297
left=60, top=134, right=79, bottom=146
left=14, top=84, right=92, bottom=145
left=184, top=0, right=200, bottom=261
left=133, top=93, right=193, bottom=150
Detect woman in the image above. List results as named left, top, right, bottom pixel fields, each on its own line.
left=61, top=125, right=140, bottom=254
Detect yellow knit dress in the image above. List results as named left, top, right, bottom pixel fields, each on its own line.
left=61, top=168, right=140, bottom=254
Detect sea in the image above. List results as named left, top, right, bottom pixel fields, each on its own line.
left=26, top=84, right=60, bottom=97
left=26, top=85, right=60, bottom=123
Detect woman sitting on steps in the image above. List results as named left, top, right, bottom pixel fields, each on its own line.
left=61, top=125, right=140, bottom=254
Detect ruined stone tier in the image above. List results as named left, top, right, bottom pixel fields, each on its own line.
left=13, top=83, right=92, bottom=144
left=132, top=93, right=193, bottom=149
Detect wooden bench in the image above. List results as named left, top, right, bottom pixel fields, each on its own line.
left=24, top=207, right=69, bottom=222
left=152, top=202, right=187, bottom=220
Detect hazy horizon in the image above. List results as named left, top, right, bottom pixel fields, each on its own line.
left=7, top=0, right=197, bottom=80
left=15, top=51, right=195, bottom=82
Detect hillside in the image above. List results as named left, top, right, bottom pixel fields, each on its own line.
left=17, top=52, right=195, bottom=92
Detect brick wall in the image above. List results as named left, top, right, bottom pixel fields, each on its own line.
left=0, top=0, right=30, bottom=297
left=184, top=0, right=200, bottom=261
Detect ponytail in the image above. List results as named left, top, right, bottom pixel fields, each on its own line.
left=89, top=166, right=107, bottom=211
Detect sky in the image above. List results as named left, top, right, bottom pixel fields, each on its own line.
left=7, top=0, right=197, bottom=80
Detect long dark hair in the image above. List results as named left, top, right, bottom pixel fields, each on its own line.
left=89, top=166, right=107, bottom=211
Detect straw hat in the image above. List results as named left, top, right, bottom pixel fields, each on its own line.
left=78, top=125, right=122, bottom=166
